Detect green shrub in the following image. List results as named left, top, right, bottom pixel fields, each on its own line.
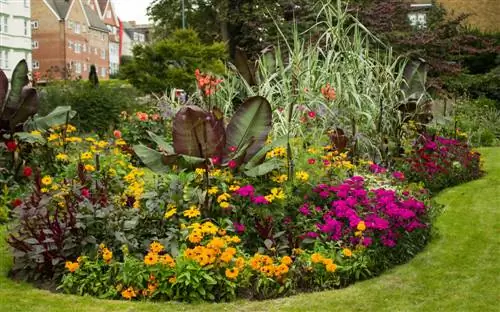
left=38, top=80, right=141, bottom=135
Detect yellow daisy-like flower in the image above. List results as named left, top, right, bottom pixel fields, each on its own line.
left=183, top=206, right=201, bottom=218
left=295, top=171, right=309, bottom=182
left=357, top=221, right=366, bottom=231
left=164, top=208, right=177, bottom=219
left=311, top=253, right=323, bottom=264
left=108, top=168, right=117, bottom=176
left=81, top=152, right=93, bottom=161
left=208, top=186, right=219, bottom=195
left=66, top=124, right=77, bottom=133
left=225, top=267, right=239, bottom=280
left=102, top=248, right=113, bottom=263
left=195, top=168, right=206, bottom=175
left=48, top=133, right=59, bottom=142
left=55, top=153, right=69, bottom=162
left=84, top=164, right=96, bottom=172
left=115, top=139, right=127, bottom=146
left=342, top=248, right=353, bottom=257
left=65, top=261, right=79, bottom=272
left=149, top=241, right=164, bottom=253
left=97, top=140, right=108, bottom=148
left=66, top=136, right=82, bottom=143
left=220, top=201, right=230, bottom=209
left=41, top=187, right=49, bottom=193
left=41, top=175, right=52, bottom=185
left=272, top=174, right=288, bottom=183
left=270, top=187, right=285, bottom=200
left=144, top=252, right=159, bottom=266
left=217, top=192, right=231, bottom=203
left=281, top=256, right=293, bottom=265
left=228, top=185, right=240, bottom=192
left=326, top=263, right=337, bottom=272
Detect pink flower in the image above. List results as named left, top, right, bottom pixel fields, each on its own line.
left=252, top=196, right=269, bottom=205
left=136, top=112, right=149, bottom=121
left=211, top=156, right=220, bottom=165
left=228, top=146, right=237, bottom=153
left=228, top=160, right=237, bottom=169
left=308, top=111, right=316, bottom=119
left=152, top=114, right=160, bottom=121
left=392, top=171, right=405, bottom=181
left=113, top=130, right=122, bottom=139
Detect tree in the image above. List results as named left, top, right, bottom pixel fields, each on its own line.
left=119, top=29, right=227, bottom=94
left=147, top=0, right=318, bottom=60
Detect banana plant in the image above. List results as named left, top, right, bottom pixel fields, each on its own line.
left=134, top=95, right=279, bottom=176
left=0, top=60, right=39, bottom=134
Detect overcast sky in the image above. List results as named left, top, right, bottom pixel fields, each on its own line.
left=111, top=0, right=155, bottom=24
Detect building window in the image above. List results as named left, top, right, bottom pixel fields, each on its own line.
left=75, top=22, right=81, bottom=34
left=33, top=60, right=40, bottom=69
left=0, top=15, right=8, bottom=33
left=68, top=20, right=74, bottom=30
left=100, top=49, right=106, bottom=60
left=32, top=40, right=39, bottom=49
left=75, top=43, right=81, bottom=54
left=106, top=10, right=112, bottom=19
left=101, top=67, right=106, bottom=77
left=101, top=32, right=106, bottom=40
left=1, top=50, right=10, bottom=69
left=31, top=20, right=39, bottom=29
left=75, top=62, right=82, bottom=74
left=83, top=63, right=87, bottom=72
left=408, top=12, right=427, bottom=29
left=24, top=20, right=29, bottom=36
left=82, top=44, right=87, bottom=53
left=68, top=40, right=73, bottom=49
left=24, top=0, right=29, bottom=8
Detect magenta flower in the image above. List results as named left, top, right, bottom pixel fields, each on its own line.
left=252, top=196, right=269, bottom=205
left=235, top=185, right=255, bottom=197
left=233, top=222, right=246, bottom=233
left=299, top=204, right=311, bottom=216
left=228, top=160, right=237, bottom=169
left=392, top=171, right=405, bottom=181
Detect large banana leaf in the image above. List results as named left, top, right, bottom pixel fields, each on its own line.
left=133, top=144, right=169, bottom=173
left=225, top=96, right=272, bottom=162
left=245, top=136, right=288, bottom=169
left=3, top=60, right=29, bottom=117
left=10, top=87, right=39, bottom=131
left=0, top=69, right=7, bottom=112
left=173, top=105, right=225, bottom=159
left=244, top=159, right=282, bottom=177
left=28, top=106, right=77, bottom=130
left=147, top=130, right=174, bottom=154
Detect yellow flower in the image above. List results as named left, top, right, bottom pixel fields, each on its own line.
left=342, top=248, right=353, bottom=257
left=217, top=192, right=231, bottom=203
left=225, top=267, right=239, bottom=280
left=183, top=206, right=201, bottom=218
left=108, top=168, right=117, bottom=176
left=207, top=237, right=225, bottom=249
left=84, top=164, right=96, bottom=172
left=295, top=170, right=309, bottom=182
left=235, top=257, right=246, bottom=269
left=149, top=241, right=164, bottom=253
left=208, top=186, right=219, bottom=195
left=168, top=276, right=177, bottom=284
left=115, top=139, right=126, bottom=146
left=275, top=263, right=289, bottom=276
left=65, top=261, right=79, bottom=272
left=293, top=248, right=304, bottom=255
left=281, top=256, right=293, bottom=265
left=41, top=187, right=49, bottom=193
left=195, top=168, right=206, bottom=175
left=201, top=221, right=218, bottom=235
left=272, top=174, right=288, bottom=183
left=97, top=140, right=108, bottom=148
left=55, top=153, right=69, bottom=162
left=41, top=176, right=52, bottom=185
left=81, top=152, right=93, bottom=161
left=270, top=187, right=285, bottom=200
left=355, top=231, right=363, bottom=237
left=228, top=185, right=240, bottom=192
left=357, top=221, right=366, bottom=231
left=188, top=230, right=203, bottom=243
left=164, top=208, right=177, bottom=219
left=230, top=236, right=241, bottom=244
left=102, top=248, right=113, bottom=263
left=51, top=184, right=59, bottom=191
left=159, top=254, right=175, bottom=267
left=144, top=252, right=159, bottom=265
left=220, top=250, right=234, bottom=263
left=65, top=136, right=82, bottom=143
left=48, top=133, right=59, bottom=142
left=220, top=201, right=230, bottom=209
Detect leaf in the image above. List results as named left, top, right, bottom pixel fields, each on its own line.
left=264, top=239, right=273, bottom=250
left=244, top=159, right=282, bottom=177
left=245, top=136, right=288, bottom=169
left=225, top=96, right=272, bottom=162
left=15, top=132, right=46, bottom=144
left=233, top=47, right=256, bottom=86
left=173, top=105, right=226, bottom=158
left=3, top=60, right=29, bottom=117
left=28, top=106, right=76, bottom=130
left=0, top=68, right=8, bottom=112
left=133, top=144, right=169, bottom=173
left=10, top=87, right=39, bottom=130
left=147, top=131, right=174, bottom=154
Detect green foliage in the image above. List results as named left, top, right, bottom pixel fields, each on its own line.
left=119, top=29, right=227, bottom=94
left=38, top=80, right=140, bottom=135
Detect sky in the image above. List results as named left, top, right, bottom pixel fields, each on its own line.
left=111, top=0, right=155, bottom=24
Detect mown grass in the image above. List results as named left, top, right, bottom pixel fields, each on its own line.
left=1, top=148, right=498, bottom=312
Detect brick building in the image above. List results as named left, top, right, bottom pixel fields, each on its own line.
left=31, top=0, right=109, bottom=81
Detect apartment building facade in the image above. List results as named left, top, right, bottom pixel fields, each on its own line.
left=0, top=0, right=32, bottom=79
left=121, top=21, right=151, bottom=57
left=31, top=0, right=109, bottom=81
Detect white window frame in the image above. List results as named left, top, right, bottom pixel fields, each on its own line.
left=32, top=40, right=39, bottom=49
left=0, top=15, right=8, bottom=33
left=31, top=20, right=39, bottom=29
left=74, top=43, right=81, bottom=54
left=75, top=62, right=82, bottom=74
left=75, top=22, right=81, bottom=34
left=33, top=60, right=40, bottom=70
left=3, top=50, right=9, bottom=69
left=24, top=19, right=29, bottom=36
left=68, top=20, right=74, bottom=30
left=100, top=49, right=106, bottom=60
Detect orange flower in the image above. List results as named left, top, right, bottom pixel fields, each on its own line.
left=311, top=253, right=323, bottom=263
left=149, top=241, right=164, bottom=253
left=326, top=263, right=337, bottom=272
left=160, top=254, right=175, bottom=268
left=342, top=248, right=353, bottom=257
left=65, top=261, right=79, bottom=272
left=102, top=248, right=113, bottom=263
left=136, top=112, right=149, bottom=121
left=281, top=256, right=293, bottom=266
left=321, top=83, right=336, bottom=101
left=225, top=267, right=239, bottom=279
left=121, top=287, right=137, bottom=300
left=357, top=221, right=366, bottom=231
left=144, top=252, right=159, bottom=265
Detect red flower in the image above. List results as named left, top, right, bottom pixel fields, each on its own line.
left=5, top=140, right=17, bottom=152
left=81, top=188, right=90, bottom=198
left=113, top=130, right=122, bottom=139
left=152, top=114, right=160, bottom=121
left=308, top=158, right=316, bottom=164
left=23, top=167, right=33, bottom=177
left=11, top=198, right=22, bottom=207
left=228, top=160, right=237, bottom=169
left=211, top=156, right=220, bottom=165
left=228, top=146, right=237, bottom=153
left=308, top=111, right=316, bottom=119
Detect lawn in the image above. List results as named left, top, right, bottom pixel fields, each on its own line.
left=1, top=147, right=498, bottom=312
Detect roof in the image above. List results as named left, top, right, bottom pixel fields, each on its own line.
left=83, top=4, right=108, bottom=32
left=44, top=0, right=72, bottom=19
left=97, top=0, right=108, bottom=13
